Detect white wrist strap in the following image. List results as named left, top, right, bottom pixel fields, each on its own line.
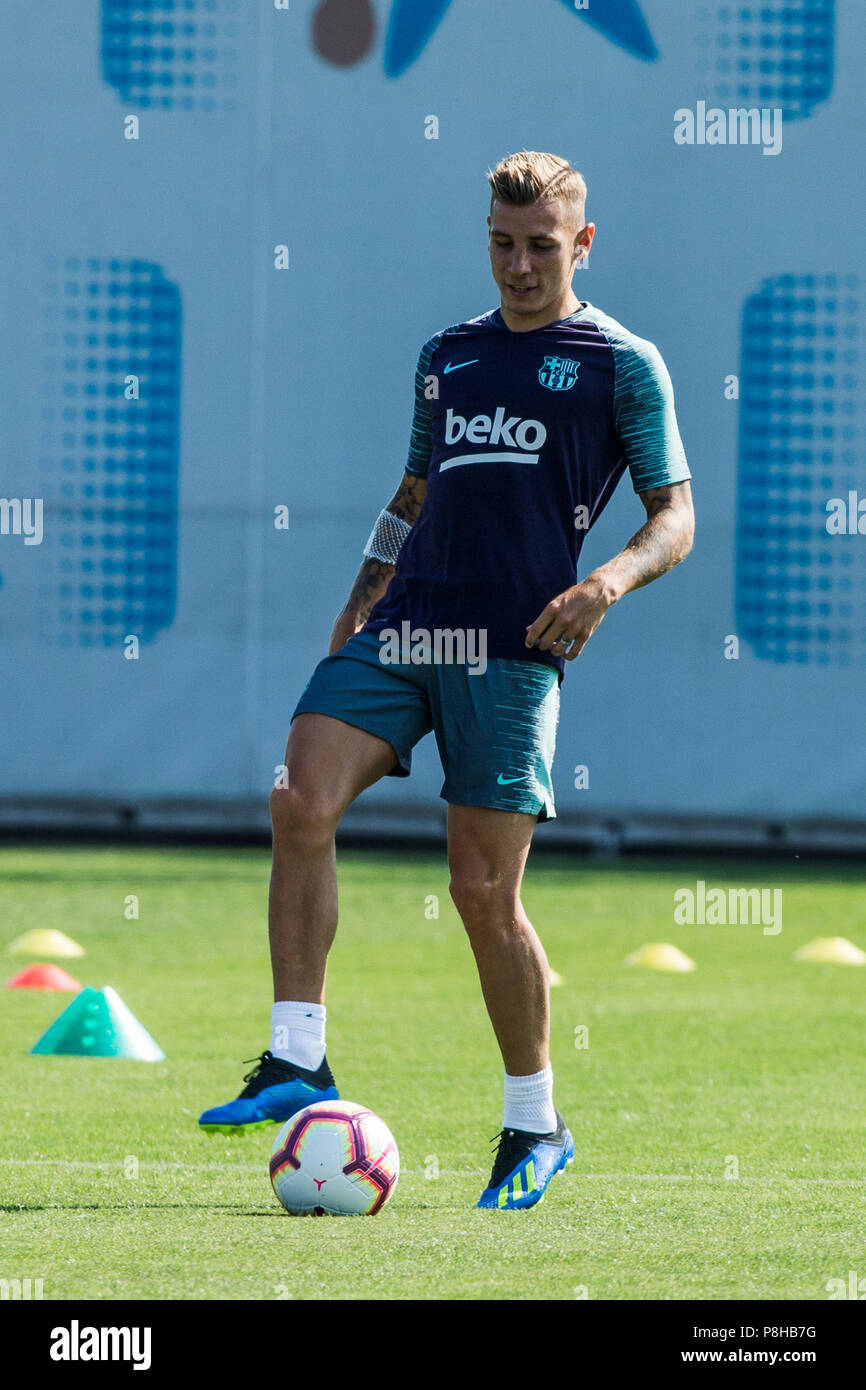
left=362, top=508, right=412, bottom=564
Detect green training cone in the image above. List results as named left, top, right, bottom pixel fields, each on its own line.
left=30, top=986, right=165, bottom=1061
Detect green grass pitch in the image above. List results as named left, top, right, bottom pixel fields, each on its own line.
left=2, top=843, right=865, bottom=1301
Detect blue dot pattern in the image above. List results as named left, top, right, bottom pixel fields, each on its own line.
left=736, top=274, right=864, bottom=666
left=100, top=0, right=239, bottom=112
left=41, top=257, right=181, bottom=649
left=697, top=0, right=834, bottom=119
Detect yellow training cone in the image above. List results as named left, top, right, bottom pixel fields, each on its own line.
left=793, top=937, right=866, bottom=965
left=624, top=943, right=696, bottom=972
left=549, top=969, right=564, bottom=987
left=7, top=929, right=85, bottom=959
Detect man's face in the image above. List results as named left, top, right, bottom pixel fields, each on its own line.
left=487, top=197, right=593, bottom=326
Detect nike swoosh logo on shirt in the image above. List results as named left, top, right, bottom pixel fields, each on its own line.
left=443, top=359, right=479, bottom=374
left=497, top=774, right=527, bottom=785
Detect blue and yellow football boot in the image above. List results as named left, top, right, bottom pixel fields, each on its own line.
left=198, top=1050, right=338, bottom=1136
left=477, top=1110, right=574, bottom=1210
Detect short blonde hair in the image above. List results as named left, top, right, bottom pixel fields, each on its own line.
left=486, top=150, right=587, bottom=231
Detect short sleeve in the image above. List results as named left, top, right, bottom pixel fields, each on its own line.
left=404, top=336, right=439, bottom=479
left=612, top=336, right=691, bottom=494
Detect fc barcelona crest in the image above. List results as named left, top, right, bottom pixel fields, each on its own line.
left=538, top=355, right=580, bottom=391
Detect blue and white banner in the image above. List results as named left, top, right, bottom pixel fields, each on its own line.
left=0, top=0, right=863, bottom=836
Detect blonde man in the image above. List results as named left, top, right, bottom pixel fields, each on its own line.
left=200, top=151, right=694, bottom=1211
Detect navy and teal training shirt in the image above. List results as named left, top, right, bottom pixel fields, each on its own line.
left=361, top=300, right=691, bottom=682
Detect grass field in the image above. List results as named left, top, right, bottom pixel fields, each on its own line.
left=2, top=843, right=865, bottom=1302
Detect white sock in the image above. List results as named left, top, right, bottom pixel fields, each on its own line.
left=271, top=1001, right=326, bottom=1071
left=503, top=1065, right=556, bottom=1134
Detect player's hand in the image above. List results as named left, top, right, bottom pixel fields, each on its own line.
left=524, top=573, right=616, bottom=661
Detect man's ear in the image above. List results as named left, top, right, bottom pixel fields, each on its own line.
left=579, top=222, right=596, bottom=254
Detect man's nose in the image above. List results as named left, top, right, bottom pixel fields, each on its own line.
left=508, top=248, right=532, bottom=274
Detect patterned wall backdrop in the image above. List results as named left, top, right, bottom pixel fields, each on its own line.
left=736, top=273, right=863, bottom=667
left=40, top=257, right=180, bottom=648
left=101, top=0, right=240, bottom=111
left=1, top=0, right=863, bottom=842
left=697, top=0, right=834, bottom=118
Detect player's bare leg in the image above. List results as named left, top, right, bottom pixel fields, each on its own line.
left=198, top=712, right=397, bottom=1134
left=268, top=712, right=398, bottom=1002
left=447, top=802, right=574, bottom=1208
left=447, top=803, right=548, bottom=1075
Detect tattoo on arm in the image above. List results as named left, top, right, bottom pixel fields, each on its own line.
left=345, top=557, right=395, bottom=625
left=612, top=483, right=695, bottom=594
left=385, top=471, right=427, bottom=525
left=341, top=473, right=428, bottom=626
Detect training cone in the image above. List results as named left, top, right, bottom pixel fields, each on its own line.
left=549, top=968, right=564, bottom=987
left=8, top=928, right=85, bottom=958
left=30, top=986, right=165, bottom=1060
left=6, top=963, right=82, bottom=992
left=624, top=942, right=696, bottom=972
left=793, top=937, right=866, bottom=965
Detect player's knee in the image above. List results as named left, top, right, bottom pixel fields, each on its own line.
left=448, top=873, right=513, bottom=920
left=269, top=785, right=339, bottom=847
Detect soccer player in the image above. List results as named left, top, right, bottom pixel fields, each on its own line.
left=199, top=150, right=694, bottom=1210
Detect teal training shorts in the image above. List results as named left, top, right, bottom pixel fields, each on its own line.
left=290, top=629, right=560, bottom=822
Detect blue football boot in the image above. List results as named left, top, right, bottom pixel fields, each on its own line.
left=198, top=1050, right=338, bottom=1136
left=477, top=1109, right=574, bottom=1210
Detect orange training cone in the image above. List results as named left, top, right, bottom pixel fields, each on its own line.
left=6, top=963, right=82, bottom=992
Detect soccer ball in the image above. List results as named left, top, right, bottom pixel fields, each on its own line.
left=269, top=1100, right=399, bottom=1216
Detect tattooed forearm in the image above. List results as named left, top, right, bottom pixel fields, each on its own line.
left=337, top=472, right=428, bottom=628
left=620, top=501, right=692, bottom=587
left=595, top=481, right=694, bottom=601
left=385, top=470, right=427, bottom=526
left=343, top=557, right=395, bottom=625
